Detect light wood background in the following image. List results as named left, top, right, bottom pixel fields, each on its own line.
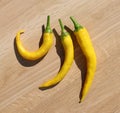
left=0, top=0, right=120, bottom=113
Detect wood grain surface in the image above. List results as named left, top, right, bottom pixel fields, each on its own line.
left=0, top=0, right=120, bottom=113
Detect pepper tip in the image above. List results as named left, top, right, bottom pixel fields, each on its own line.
left=17, top=30, right=25, bottom=35
left=19, top=30, right=25, bottom=33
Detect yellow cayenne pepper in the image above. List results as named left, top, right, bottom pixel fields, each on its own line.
left=15, top=15, right=53, bottom=60
left=70, top=16, right=97, bottom=102
left=40, top=19, right=74, bottom=88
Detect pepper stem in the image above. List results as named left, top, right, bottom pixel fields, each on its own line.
left=70, top=16, right=83, bottom=31
left=45, top=15, right=52, bottom=33
left=58, top=19, right=68, bottom=37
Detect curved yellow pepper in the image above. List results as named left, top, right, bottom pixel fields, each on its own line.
left=16, top=16, right=53, bottom=60
left=70, top=17, right=97, bottom=102
left=40, top=19, right=74, bottom=88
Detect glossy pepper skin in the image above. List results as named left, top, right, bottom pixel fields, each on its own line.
left=70, top=17, right=97, bottom=102
left=40, top=19, right=74, bottom=88
left=16, top=15, right=53, bottom=60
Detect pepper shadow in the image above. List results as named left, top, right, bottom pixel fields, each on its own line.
left=65, top=25, right=87, bottom=102
left=39, top=28, right=64, bottom=90
left=39, top=25, right=44, bottom=47
left=39, top=83, right=59, bottom=91
left=14, top=25, right=46, bottom=67
left=53, top=28, right=64, bottom=67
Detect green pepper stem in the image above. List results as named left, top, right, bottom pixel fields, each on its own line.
left=59, top=19, right=66, bottom=33
left=58, top=19, right=68, bottom=38
left=70, top=16, right=83, bottom=31
left=45, top=15, right=52, bottom=33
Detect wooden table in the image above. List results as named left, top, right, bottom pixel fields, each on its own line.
left=0, top=0, right=120, bottom=113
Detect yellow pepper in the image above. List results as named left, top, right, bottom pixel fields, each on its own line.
left=40, top=19, right=74, bottom=88
left=70, top=16, right=97, bottom=102
left=16, top=15, right=53, bottom=60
